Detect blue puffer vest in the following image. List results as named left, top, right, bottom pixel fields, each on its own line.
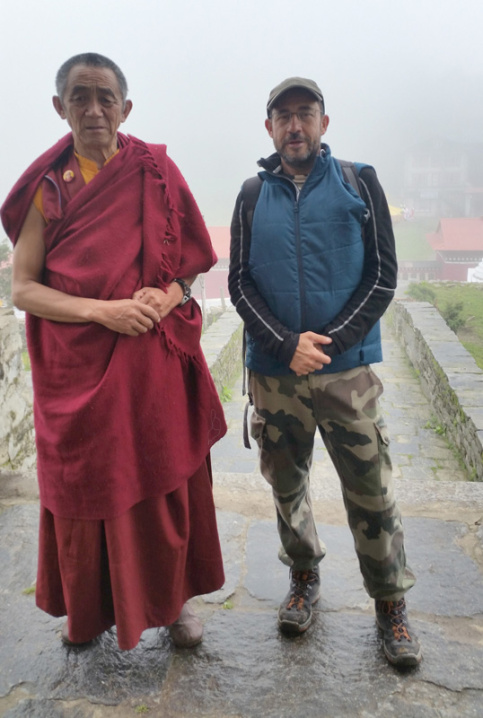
left=246, top=146, right=383, bottom=376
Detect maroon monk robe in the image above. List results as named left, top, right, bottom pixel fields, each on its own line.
left=1, top=133, right=227, bottom=520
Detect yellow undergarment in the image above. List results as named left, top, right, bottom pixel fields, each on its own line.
left=33, top=150, right=119, bottom=220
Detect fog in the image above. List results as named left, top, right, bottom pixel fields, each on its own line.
left=1, top=0, right=483, bottom=226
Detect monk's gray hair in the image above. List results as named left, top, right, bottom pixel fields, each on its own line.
left=55, top=53, right=128, bottom=106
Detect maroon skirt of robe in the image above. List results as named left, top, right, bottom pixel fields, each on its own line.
left=35, top=457, right=224, bottom=650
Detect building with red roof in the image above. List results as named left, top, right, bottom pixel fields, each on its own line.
left=427, top=218, right=483, bottom=280
left=192, top=220, right=483, bottom=289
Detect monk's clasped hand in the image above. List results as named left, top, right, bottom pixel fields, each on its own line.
left=96, top=298, right=160, bottom=336
left=132, top=285, right=183, bottom=319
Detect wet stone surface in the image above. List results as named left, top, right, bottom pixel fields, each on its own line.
left=244, top=517, right=483, bottom=617
left=4, top=701, right=87, bottom=718
left=245, top=521, right=370, bottom=610
left=2, top=502, right=483, bottom=717
left=145, top=611, right=483, bottom=718
left=203, top=511, right=247, bottom=605
left=405, top=517, right=483, bottom=616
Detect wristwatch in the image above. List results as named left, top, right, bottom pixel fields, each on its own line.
left=173, top=278, right=192, bottom=306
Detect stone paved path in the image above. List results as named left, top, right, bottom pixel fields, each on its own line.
left=1, top=323, right=483, bottom=717
left=212, top=326, right=470, bottom=485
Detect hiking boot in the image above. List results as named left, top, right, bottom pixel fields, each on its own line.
left=168, top=603, right=203, bottom=648
left=278, top=567, right=320, bottom=634
left=375, top=598, right=422, bottom=667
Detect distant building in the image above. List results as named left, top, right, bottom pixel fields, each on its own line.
left=196, top=219, right=483, bottom=290
left=427, top=218, right=483, bottom=280
left=397, top=260, right=438, bottom=282
left=403, top=138, right=483, bottom=218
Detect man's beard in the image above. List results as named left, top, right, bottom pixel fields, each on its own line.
left=278, top=134, right=320, bottom=172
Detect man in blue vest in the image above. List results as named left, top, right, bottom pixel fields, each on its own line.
left=228, top=77, right=422, bottom=667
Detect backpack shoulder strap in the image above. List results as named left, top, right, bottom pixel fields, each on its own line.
left=337, top=159, right=362, bottom=197
left=243, top=163, right=361, bottom=224
left=337, top=159, right=371, bottom=230
left=239, top=176, right=262, bottom=446
left=241, top=175, right=263, bottom=229
left=242, top=163, right=362, bottom=227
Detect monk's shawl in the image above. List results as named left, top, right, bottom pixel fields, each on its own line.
left=1, top=133, right=227, bottom=520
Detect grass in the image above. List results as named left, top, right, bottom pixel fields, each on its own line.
left=461, top=341, right=483, bottom=371
left=405, top=281, right=483, bottom=369
left=220, top=385, right=232, bottom=403
left=424, top=416, right=446, bottom=436
left=21, top=351, right=31, bottom=371
left=393, top=218, right=437, bottom=261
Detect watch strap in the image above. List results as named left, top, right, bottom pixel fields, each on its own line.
left=173, top=278, right=192, bottom=306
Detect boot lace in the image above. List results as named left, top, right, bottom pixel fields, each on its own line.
left=378, top=599, right=412, bottom=642
left=286, top=570, right=318, bottom=610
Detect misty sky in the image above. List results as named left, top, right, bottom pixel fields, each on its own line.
left=1, top=0, right=483, bottom=227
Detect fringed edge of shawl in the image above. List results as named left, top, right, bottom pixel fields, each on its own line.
left=125, top=134, right=186, bottom=289
left=157, top=320, right=204, bottom=361
left=158, top=325, right=227, bottom=448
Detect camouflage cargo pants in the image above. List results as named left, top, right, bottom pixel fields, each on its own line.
left=249, top=366, right=415, bottom=601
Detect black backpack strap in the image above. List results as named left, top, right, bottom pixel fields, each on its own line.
left=337, top=159, right=362, bottom=197
left=241, top=324, right=253, bottom=449
left=243, top=394, right=252, bottom=449
left=238, top=181, right=261, bottom=448
left=241, top=176, right=263, bottom=229
left=337, top=159, right=370, bottom=227
left=244, top=164, right=360, bottom=219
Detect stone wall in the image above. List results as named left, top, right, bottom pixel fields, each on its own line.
left=200, top=307, right=243, bottom=395
left=0, top=307, right=243, bottom=475
left=390, top=300, right=483, bottom=481
left=0, top=308, right=35, bottom=470
left=3, top=300, right=482, bottom=482
left=202, top=302, right=483, bottom=481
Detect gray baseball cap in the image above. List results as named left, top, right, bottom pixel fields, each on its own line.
left=267, top=77, right=325, bottom=115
